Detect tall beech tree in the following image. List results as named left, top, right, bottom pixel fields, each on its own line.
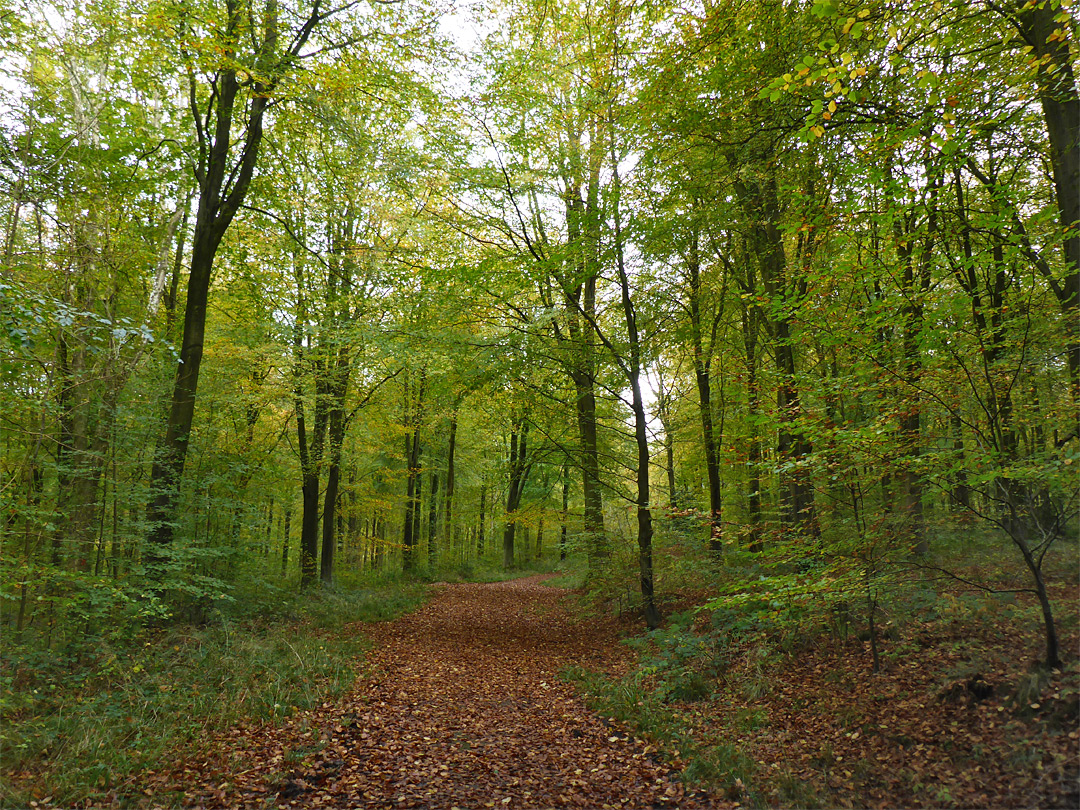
left=607, top=54, right=661, bottom=627
left=147, top=0, right=358, bottom=553
left=1005, top=0, right=1079, bottom=413
left=501, top=411, right=530, bottom=569
left=469, top=0, right=618, bottom=570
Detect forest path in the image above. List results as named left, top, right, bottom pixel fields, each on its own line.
left=174, top=575, right=712, bottom=809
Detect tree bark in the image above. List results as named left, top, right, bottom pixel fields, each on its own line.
left=742, top=304, right=763, bottom=552
left=656, top=374, right=678, bottom=510
left=320, top=426, right=342, bottom=586
left=428, top=470, right=440, bottom=568
left=610, top=113, right=660, bottom=629
left=536, top=511, right=544, bottom=560
left=951, top=413, right=970, bottom=510
left=686, top=229, right=723, bottom=554
left=264, top=497, right=274, bottom=557
left=442, top=412, right=457, bottom=552
left=292, top=259, right=327, bottom=591
left=560, top=463, right=569, bottom=561
left=892, top=159, right=939, bottom=557
left=280, top=507, right=291, bottom=578
left=1010, top=0, right=1079, bottom=410
left=147, top=30, right=268, bottom=552
left=737, top=170, right=816, bottom=536
left=402, top=370, right=425, bottom=572
left=321, top=339, right=351, bottom=585
left=559, top=121, right=608, bottom=568
left=477, top=479, right=487, bottom=558
left=502, top=421, right=529, bottom=570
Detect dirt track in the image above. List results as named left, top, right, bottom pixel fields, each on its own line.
left=172, top=576, right=714, bottom=809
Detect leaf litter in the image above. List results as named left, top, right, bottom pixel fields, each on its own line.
left=137, top=575, right=719, bottom=809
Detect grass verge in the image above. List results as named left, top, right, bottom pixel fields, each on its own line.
left=564, top=663, right=760, bottom=806
left=0, top=581, right=428, bottom=808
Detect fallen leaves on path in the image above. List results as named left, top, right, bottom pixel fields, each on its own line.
left=151, top=576, right=718, bottom=809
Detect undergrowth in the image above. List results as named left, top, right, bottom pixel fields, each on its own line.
left=0, top=580, right=428, bottom=808
left=565, top=662, right=760, bottom=806
left=566, top=524, right=1079, bottom=808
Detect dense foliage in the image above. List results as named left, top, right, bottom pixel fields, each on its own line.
left=1, top=0, right=1077, bottom=803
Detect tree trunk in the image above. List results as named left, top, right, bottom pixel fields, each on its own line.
left=478, top=479, right=487, bottom=557
left=1003, top=483, right=1061, bottom=668
left=145, top=0, right=331, bottom=558
left=264, top=496, right=274, bottom=557
left=291, top=254, right=329, bottom=591
left=147, top=212, right=223, bottom=553
left=54, top=327, right=97, bottom=571
left=892, top=159, right=939, bottom=557
left=321, top=343, right=350, bottom=586
left=742, top=304, right=763, bottom=552
left=738, top=170, right=816, bottom=536
left=560, top=122, right=607, bottom=568
left=402, top=433, right=418, bottom=572
left=572, top=368, right=606, bottom=566
left=687, top=232, right=722, bottom=554
left=1011, top=0, right=1079, bottom=412
left=560, top=462, right=569, bottom=561
left=654, top=368, right=679, bottom=509
left=951, top=413, right=970, bottom=510
left=320, top=447, right=341, bottom=586
left=442, top=412, right=457, bottom=553
left=413, top=463, right=423, bottom=558
left=428, top=471, right=440, bottom=568
left=347, top=478, right=360, bottom=563
left=610, top=119, right=660, bottom=629
left=502, top=423, right=529, bottom=570
left=661, top=417, right=677, bottom=510
left=402, top=370, right=425, bottom=572
left=299, top=466, right=321, bottom=588
left=163, top=196, right=190, bottom=337
left=280, top=507, right=291, bottom=578
left=147, top=44, right=270, bottom=554
left=375, top=516, right=385, bottom=571
left=536, top=511, right=544, bottom=560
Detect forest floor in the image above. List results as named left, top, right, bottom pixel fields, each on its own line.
left=17, top=567, right=1076, bottom=809
left=132, top=575, right=718, bottom=809
left=578, top=570, right=1080, bottom=810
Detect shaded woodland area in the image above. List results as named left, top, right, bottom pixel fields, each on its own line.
left=1, top=0, right=1078, bottom=806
